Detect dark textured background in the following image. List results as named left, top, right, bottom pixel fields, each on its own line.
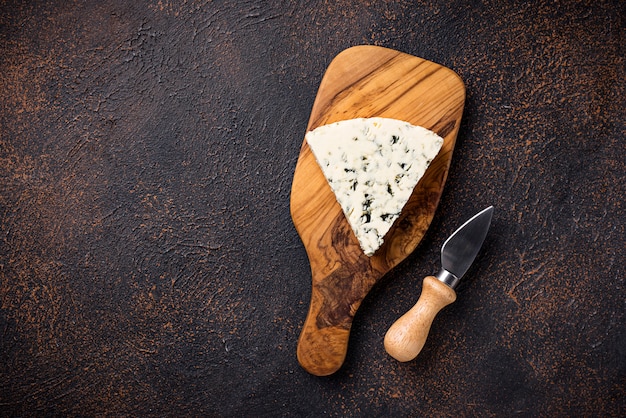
left=1, top=0, right=624, bottom=416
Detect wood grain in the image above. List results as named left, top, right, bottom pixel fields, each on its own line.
left=290, top=45, right=466, bottom=376
left=384, top=276, right=457, bottom=362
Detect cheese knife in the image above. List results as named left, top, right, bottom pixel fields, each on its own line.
left=384, top=206, right=494, bottom=362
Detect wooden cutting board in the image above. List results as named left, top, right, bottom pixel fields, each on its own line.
left=290, top=45, right=465, bottom=376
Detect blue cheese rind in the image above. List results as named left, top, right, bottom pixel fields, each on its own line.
left=305, top=117, right=443, bottom=256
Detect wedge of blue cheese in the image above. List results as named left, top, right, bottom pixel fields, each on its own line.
left=305, top=117, right=443, bottom=256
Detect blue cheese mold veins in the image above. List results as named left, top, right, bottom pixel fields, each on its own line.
left=305, top=117, right=443, bottom=256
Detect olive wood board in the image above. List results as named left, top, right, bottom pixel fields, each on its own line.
left=290, top=45, right=465, bottom=376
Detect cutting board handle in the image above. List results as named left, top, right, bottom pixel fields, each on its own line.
left=297, top=268, right=374, bottom=376
left=384, top=276, right=456, bottom=362
left=297, top=308, right=351, bottom=376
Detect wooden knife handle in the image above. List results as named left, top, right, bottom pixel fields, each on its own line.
left=384, top=276, right=457, bottom=362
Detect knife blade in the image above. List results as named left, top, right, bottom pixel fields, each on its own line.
left=384, top=206, right=494, bottom=362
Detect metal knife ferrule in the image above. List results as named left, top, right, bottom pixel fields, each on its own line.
left=436, top=269, right=460, bottom=289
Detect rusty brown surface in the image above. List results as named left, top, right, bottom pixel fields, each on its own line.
left=1, top=0, right=624, bottom=416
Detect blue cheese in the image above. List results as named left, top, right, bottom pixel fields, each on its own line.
left=305, top=117, right=443, bottom=256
